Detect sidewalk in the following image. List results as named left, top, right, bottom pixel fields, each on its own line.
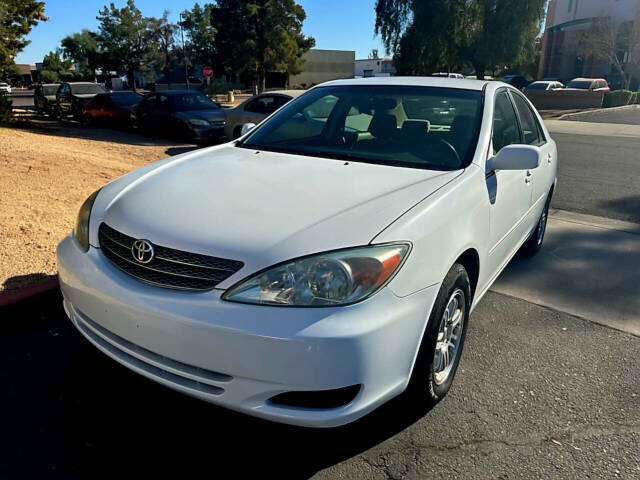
left=492, top=210, right=640, bottom=336
left=545, top=119, right=640, bottom=138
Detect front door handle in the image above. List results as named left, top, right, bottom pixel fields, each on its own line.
left=547, top=152, right=552, bottom=164
left=525, top=170, right=532, bottom=184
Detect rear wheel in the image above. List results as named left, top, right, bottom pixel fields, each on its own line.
left=408, top=263, right=471, bottom=406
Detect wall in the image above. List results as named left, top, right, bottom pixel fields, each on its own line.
left=289, top=49, right=355, bottom=87
left=525, top=89, right=605, bottom=110
left=354, top=58, right=396, bottom=77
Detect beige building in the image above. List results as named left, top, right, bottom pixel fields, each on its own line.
left=538, top=0, right=639, bottom=87
left=289, top=49, right=355, bottom=87
left=355, top=57, right=396, bottom=77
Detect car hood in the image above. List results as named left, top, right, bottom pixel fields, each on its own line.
left=176, top=109, right=225, bottom=122
left=92, top=145, right=460, bottom=287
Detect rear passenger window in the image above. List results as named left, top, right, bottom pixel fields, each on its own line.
left=511, top=93, right=544, bottom=146
left=492, top=91, right=520, bottom=153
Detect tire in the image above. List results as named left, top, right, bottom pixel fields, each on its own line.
left=408, top=263, right=471, bottom=407
left=520, top=190, right=552, bottom=258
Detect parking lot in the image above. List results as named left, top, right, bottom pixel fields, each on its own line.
left=1, top=94, right=639, bottom=479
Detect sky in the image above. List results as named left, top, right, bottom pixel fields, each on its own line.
left=15, top=0, right=388, bottom=65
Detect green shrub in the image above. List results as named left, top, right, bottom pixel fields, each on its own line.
left=0, top=94, right=13, bottom=124
left=602, top=90, right=633, bottom=108
left=631, top=91, right=639, bottom=105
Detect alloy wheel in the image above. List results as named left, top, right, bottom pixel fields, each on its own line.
left=433, top=288, right=465, bottom=385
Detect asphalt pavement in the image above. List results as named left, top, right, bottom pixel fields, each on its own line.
left=1, top=290, right=638, bottom=479
left=550, top=128, right=640, bottom=223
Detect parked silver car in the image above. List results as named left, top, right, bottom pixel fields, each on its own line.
left=224, top=90, right=305, bottom=139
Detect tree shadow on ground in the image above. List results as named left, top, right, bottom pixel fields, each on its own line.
left=0, top=291, right=435, bottom=479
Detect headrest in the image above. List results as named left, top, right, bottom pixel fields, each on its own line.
left=368, top=114, right=398, bottom=139
left=401, top=120, right=430, bottom=138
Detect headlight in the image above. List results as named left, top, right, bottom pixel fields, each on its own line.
left=189, top=118, right=210, bottom=126
left=222, top=244, right=410, bottom=307
left=74, top=189, right=101, bottom=252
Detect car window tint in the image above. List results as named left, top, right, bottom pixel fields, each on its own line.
left=492, top=91, right=520, bottom=153
left=262, top=94, right=339, bottom=143
left=241, top=86, right=483, bottom=171
left=157, top=95, right=170, bottom=111
left=511, top=93, right=543, bottom=146
left=245, top=96, right=274, bottom=114
left=272, top=96, right=290, bottom=110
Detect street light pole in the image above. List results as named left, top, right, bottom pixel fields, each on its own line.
left=179, top=12, right=189, bottom=90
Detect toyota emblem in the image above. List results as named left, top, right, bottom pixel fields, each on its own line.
left=131, top=239, right=155, bottom=264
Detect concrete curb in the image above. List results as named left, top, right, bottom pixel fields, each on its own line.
left=558, top=103, right=639, bottom=121
left=0, top=276, right=60, bottom=308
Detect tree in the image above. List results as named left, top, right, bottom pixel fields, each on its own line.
left=40, top=50, right=73, bottom=82
left=149, top=11, right=178, bottom=88
left=375, top=0, right=546, bottom=79
left=61, top=30, right=100, bottom=81
left=180, top=3, right=217, bottom=68
left=96, top=0, right=155, bottom=91
left=211, top=0, right=314, bottom=91
left=0, top=0, right=47, bottom=72
left=582, top=18, right=640, bottom=90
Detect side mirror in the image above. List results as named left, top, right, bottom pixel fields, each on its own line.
left=241, top=122, right=256, bottom=136
left=488, top=144, right=540, bottom=171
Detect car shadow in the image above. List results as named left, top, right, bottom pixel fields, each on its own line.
left=0, top=291, right=435, bottom=478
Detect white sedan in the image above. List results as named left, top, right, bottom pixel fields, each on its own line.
left=0, top=82, right=12, bottom=94
left=57, top=77, right=557, bottom=427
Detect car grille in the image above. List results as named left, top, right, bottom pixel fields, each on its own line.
left=98, top=223, right=244, bottom=291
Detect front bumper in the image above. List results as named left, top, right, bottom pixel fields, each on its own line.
left=188, top=124, right=226, bottom=142
left=57, top=235, right=439, bottom=427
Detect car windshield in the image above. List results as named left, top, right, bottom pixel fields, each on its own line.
left=0, top=83, right=8, bottom=87
left=566, top=80, right=592, bottom=89
left=110, top=92, right=142, bottom=106
left=239, top=85, right=483, bottom=171
left=526, top=83, right=548, bottom=90
left=43, top=85, right=59, bottom=95
left=71, top=84, right=105, bottom=95
left=170, top=93, right=219, bottom=111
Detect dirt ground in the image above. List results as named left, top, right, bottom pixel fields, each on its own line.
left=0, top=117, right=196, bottom=292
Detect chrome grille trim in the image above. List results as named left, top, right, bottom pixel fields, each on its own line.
left=98, top=223, right=244, bottom=291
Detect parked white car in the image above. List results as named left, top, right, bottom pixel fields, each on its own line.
left=0, top=82, right=12, bottom=94
left=524, top=80, right=564, bottom=91
left=57, top=77, right=557, bottom=427
left=432, top=72, right=465, bottom=79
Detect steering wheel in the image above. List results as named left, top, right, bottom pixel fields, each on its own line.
left=437, top=138, right=461, bottom=167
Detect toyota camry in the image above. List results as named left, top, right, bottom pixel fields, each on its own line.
left=57, top=77, right=557, bottom=427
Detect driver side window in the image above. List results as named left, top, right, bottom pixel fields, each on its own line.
left=492, top=91, right=520, bottom=154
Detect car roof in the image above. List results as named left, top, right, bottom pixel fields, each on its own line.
left=319, top=76, right=489, bottom=91
left=571, top=77, right=605, bottom=82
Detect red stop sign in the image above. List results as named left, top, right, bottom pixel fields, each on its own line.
left=202, top=65, right=213, bottom=78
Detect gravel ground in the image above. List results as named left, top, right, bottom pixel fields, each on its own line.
left=0, top=119, right=195, bottom=292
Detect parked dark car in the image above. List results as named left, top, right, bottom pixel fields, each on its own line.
left=564, top=78, right=610, bottom=92
left=34, top=83, right=60, bottom=115
left=55, top=82, right=106, bottom=121
left=132, top=91, right=226, bottom=142
left=82, top=91, right=142, bottom=126
left=503, top=75, right=529, bottom=90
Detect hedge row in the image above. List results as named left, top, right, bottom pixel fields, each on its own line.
left=603, top=90, right=636, bottom=108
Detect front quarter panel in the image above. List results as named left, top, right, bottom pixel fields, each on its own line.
left=374, top=167, right=490, bottom=298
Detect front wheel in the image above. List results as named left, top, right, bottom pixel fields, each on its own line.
left=408, top=263, right=471, bottom=406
